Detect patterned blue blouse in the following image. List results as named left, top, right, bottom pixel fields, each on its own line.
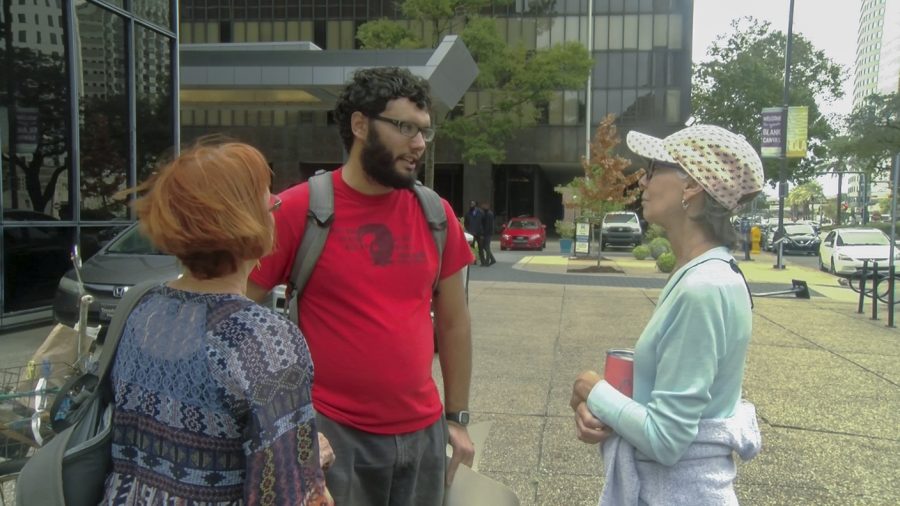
left=100, top=286, right=330, bottom=505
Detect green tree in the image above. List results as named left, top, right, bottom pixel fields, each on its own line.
left=786, top=180, right=824, bottom=220
left=692, top=17, right=845, bottom=183
left=819, top=196, right=839, bottom=224
left=878, top=196, right=892, bottom=215
left=829, top=93, right=900, bottom=178
left=356, top=0, right=593, bottom=187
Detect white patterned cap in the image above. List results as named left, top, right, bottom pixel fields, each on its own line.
left=626, top=125, right=765, bottom=212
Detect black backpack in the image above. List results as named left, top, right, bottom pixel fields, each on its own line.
left=284, top=171, right=448, bottom=324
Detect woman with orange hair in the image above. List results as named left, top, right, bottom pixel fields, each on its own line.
left=99, top=140, right=333, bottom=505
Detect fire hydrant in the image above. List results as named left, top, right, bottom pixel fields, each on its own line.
left=750, top=226, right=762, bottom=254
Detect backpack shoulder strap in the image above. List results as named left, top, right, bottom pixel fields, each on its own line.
left=286, top=170, right=334, bottom=324
left=412, top=181, right=448, bottom=293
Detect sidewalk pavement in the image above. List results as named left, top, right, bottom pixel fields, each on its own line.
left=442, top=248, right=900, bottom=505
left=2, top=248, right=897, bottom=504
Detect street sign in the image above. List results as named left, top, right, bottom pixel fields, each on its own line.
left=761, top=106, right=808, bottom=158
left=786, top=106, right=808, bottom=158
left=760, top=107, right=783, bottom=158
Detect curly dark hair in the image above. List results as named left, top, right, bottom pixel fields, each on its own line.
left=334, top=67, right=432, bottom=152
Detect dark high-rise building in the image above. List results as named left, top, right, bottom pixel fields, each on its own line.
left=179, top=0, right=693, bottom=226
left=1, top=0, right=178, bottom=328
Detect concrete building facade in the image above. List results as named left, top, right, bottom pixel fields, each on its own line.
left=853, top=0, right=900, bottom=107
left=178, top=0, right=694, bottom=227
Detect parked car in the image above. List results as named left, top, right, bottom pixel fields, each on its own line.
left=600, top=211, right=643, bottom=250
left=818, top=227, right=900, bottom=276
left=53, top=222, right=180, bottom=327
left=775, top=223, right=820, bottom=255
left=499, top=217, right=546, bottom=251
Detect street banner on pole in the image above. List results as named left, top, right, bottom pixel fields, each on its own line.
left=786, top=106, right=808, bottom=158
left=760, top=107, right=783, bottom=158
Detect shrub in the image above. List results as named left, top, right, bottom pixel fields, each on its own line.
left=632, top=244, right=650, bottom=260
left=649, top=237, right=672, bottom=259
left=555, top=220, right=575, bottom=238
left=656, top=251, right=676, bottom=273
left=644, top=224, right=667, bottom=243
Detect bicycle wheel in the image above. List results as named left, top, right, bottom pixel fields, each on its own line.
left=850, top=274, right=879, bottom=296
left=875, top=273, right=900, bottom=304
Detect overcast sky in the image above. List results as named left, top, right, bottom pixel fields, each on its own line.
left=692, top=0, right=862, bottom=197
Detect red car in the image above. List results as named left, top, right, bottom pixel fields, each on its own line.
left=500, top=217, right=546, bottom=250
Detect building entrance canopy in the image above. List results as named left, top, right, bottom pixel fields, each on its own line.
left=180, top=35, right=478, bottom=113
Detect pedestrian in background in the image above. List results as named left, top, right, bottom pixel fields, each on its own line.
left=570, top=125, right=764, bottom=505
left=465, top=200, right=484, bottom=258
left=479, top=202, right=496, bottom=266
left=248, top=67, right=475, bottom=505
left=101, top=139, right=333, bottom=505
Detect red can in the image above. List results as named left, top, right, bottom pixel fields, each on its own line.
left=604, top=349, right=634, bottom=398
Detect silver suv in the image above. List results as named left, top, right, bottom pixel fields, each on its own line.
left=600, top=211, right=643, bottom=250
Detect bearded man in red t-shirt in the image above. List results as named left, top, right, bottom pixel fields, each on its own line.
left=248, top=67, right=475, bottom=506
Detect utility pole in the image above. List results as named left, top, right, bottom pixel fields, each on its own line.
left=836, top=172, right=843, bottom=226
left=775, top=0, right=795, bottom=270
left=584, top=0, right=594, bottom=162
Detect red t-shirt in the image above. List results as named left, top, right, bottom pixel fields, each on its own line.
left=250, top=169, right=474, bottom=434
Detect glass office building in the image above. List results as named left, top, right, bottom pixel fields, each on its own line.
left=0, top=0, right=178, bottom=328
left=179, top=0, right=692, bottom=226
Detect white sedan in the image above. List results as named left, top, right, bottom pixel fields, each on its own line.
left=819, top=228, right=900, bottom=276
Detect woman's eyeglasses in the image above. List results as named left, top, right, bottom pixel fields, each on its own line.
left=268, top=195, right=282, bottom=213
left=645, top=160, right=684, bottom=181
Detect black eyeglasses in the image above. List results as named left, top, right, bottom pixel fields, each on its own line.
left=371, top=115, right=436, bottom=142
left=645, top=160, right=684, bottom=181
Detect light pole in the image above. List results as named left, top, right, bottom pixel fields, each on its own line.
left=584, top=0, right=594, bottom=162
left=775, top=0, right=796, bottom=270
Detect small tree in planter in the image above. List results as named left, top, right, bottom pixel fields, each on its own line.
left=555, top=220, right=576, bottom=255
left=558, top=114, right=643, bottom=265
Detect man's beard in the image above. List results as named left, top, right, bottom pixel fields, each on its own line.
left=360, top=128, right=418, bottom=189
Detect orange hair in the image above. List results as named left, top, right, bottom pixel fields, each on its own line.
left=125, top=139, right=274, bottom=279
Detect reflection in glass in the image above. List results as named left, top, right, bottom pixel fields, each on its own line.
left=136, top=26, right=175, bottom=183
left=132, top=0, right=171, bottom=29
left=3, top=222, right=72, bottom=312
left=76, top=3, right=128, bottom=220
left=1, top=1, right=70, bottom=217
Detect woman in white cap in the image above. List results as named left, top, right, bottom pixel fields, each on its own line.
left=569, top=125, right=765, bottom=505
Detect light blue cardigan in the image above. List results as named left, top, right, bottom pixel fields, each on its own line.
left=587, top=247, right=761, bottom=502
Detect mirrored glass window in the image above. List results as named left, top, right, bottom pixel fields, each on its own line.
left=135, top=26, right=175, bottom=183
left=132, top=0, right=171, bottom=29
left=76, top=2, right=128, bottom=220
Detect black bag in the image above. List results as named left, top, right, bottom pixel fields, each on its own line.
left=16, top=281, right=157, bottom=506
